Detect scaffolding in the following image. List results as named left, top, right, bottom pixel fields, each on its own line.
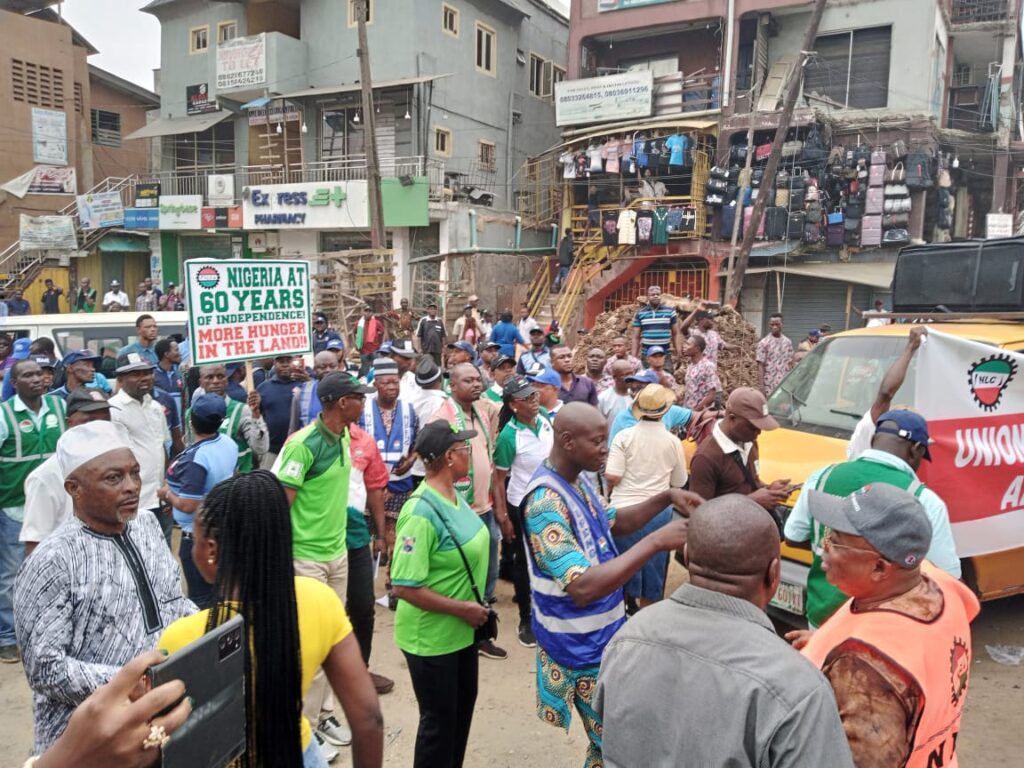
left=310, top=249, right=396, bottom=346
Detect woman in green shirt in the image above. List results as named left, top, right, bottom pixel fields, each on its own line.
left=391, top=421, right=491, bottom=768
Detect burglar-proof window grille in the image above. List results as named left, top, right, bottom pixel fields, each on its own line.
left=91, top=109, right=121, bottom=147
left=11, top=59, right=65, bottom=109
left=804, top=26, right=891, bottom=109
left=479, top=140, right=496, bottom=172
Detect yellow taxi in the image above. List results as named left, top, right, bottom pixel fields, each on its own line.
left=759, top=320, right=1024, bottom=624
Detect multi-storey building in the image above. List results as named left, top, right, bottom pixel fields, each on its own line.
left=128, top=0, right=567, bottom=315
left=538, top=0, right=1024, bottom=335
left=0, top=4, right=158, bottom=310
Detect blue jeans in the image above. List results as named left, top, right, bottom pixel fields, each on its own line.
left=613, top=507, right=673, bottom=602
left=553, top=265, right=570, bottom=291
left=178, top=532, right=213, bottom=609
left=480, top=509, right=499, bottom=602
left=303, top=736, right=329, bottom=767
left=0, top=509, right=24, bottom=647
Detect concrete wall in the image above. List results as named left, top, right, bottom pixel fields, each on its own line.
left=149, top=0, right=251, bottom=118
left=0, top=11, right=88, bottom=254
left=89, top=77, right=156, bottom=182
left=767, top=0, right=939, bottom=114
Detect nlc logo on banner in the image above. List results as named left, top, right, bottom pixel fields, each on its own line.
left=916, top=331, right=1024, bottom=556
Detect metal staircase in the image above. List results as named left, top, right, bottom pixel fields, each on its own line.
left=0, top=175, right=138, bottom=296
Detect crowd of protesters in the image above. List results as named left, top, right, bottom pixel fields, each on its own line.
left=0, top=284, right=976, bottom=768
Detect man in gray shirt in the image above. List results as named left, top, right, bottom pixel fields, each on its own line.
left=595, top=495, right=854, bottom=768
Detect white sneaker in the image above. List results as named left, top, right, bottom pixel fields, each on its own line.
left=317, top=714, right=352, bottom=747
left=314, top=731, right=339, bottom=763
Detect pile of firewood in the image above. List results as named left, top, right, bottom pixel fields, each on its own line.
left=574, top=294, right=761, bottom=395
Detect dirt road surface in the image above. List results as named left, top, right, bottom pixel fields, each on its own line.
left=1, top=563, right=1022, bottom=767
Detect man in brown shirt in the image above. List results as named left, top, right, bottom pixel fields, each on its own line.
left=688, top=388, right=792, bottom=510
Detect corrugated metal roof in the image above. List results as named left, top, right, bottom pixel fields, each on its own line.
left=276, top=73, right=452, bottom=101
left=124, top=110, right=233, bottom=140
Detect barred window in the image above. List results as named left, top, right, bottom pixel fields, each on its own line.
left=91, top=109, right=121, bottom=147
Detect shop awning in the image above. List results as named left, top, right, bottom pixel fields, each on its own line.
left=241, top=96, right=272, bottom=109
left=276, top=73, right=452, bottom=101
left=124, top=110, right=233, bottom=140
left=97, top=234, right=151, bottom=253
left=744, top=261, right=895, bottom=290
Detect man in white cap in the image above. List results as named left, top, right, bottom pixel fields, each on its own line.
left=101, top=280, right=129, bottom=312
left=20, top=388, right=116, bottom=556
left=110, top=351, right=172, bottom=545
left=14, top=421, right=194, bottom=754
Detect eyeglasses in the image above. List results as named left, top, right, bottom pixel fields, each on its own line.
left=449, top=444, right=472, bottom=454
left=822, top=528, right=878, bottom=556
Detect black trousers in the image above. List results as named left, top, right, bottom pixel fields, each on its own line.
left=346, top=543, right=375, bottom=664
left=403, top=644, right=479, bottom=768
left=511, top=500, right=532, bottom=625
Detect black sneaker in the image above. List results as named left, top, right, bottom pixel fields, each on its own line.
left=477, top=640, right=508, bottom=660
left=517, top=623, right=537, bottom=648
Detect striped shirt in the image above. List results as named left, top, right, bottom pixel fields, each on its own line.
left=15, top=511, right=195, bottom=753
left=633, top=305, right=677, bottom=349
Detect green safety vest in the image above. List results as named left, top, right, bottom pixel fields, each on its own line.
left=805, top=458, right=924, bottom=627
left=0, top=396, right=66, bottom=508
left=187, top=397, right=253, bottom=473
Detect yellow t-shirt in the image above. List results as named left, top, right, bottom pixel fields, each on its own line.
left=159, top=576, right=352, bottom=750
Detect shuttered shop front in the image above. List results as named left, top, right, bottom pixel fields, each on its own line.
left=762, top=274, right=870, bottom=336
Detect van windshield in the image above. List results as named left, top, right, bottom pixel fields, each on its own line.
left=53, top=323, right=187, bottom=358
left=766, top=336, right=915, bottom=439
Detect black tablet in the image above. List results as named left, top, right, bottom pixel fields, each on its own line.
left=148, top=614, right=247, bottom=768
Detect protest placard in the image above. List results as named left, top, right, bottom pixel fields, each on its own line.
left=185, top=258, right=312, bottom=365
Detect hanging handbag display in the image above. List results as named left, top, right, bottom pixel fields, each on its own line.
left=883, top=197, right=912, bottom=213
left=937, top=168, right=952, bottom=188
left=826, top=223, right=845, bottom=247
left=868, top=165, right=885, bottom=187
left=706, top=177, right=729, bottom=192
left=730, top=145, right=749, bottom=164
left=781, top=140, right=804, bottom=159
left=755, top=143, right=773, bottom=161
left=890, top=139, right=908, bottom=161
left=844, top=217, right=861, bottom=232
left=885, top=162, right=906, bottom=184
left=710, top=165, right=731, bottom=180
left=882, top=213, right=910, bottom=228
left=883, top=227, right=910, bottom=245
left=827, top=211, right=845, bottom=225
left=871, top=149, right=888, bottom=165
left=801, top=125, right=829, bottom=165
left=775, top=188, right=791, bottom=208
left=705, top=192, right=726, bottom=207
left=906, top=150, right=934, bottom=190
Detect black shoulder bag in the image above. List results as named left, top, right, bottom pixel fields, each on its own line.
left=419, top=493, right=499, bottom=643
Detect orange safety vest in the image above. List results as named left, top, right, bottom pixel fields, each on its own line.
left=803, top=563, right=980, bottom=768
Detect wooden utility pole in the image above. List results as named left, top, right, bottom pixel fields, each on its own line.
left=726, top=0, right=828, bottom=305
left=724, top=84, right=759, bottom=301
left=355, top=0, right=386, bottom=251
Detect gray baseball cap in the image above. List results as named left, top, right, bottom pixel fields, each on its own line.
left=806, top=483, right=933, bottom=569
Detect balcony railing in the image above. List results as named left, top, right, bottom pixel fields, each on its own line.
left=951, top=0, right=1009, bottom=23
left=134, top=155, right=447, bottom=204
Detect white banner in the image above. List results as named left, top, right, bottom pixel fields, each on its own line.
left=77, top=191, right=125, bottom=230
left=159, top=195, right=203, bottom=229
left=554, top=70, right=653, bottom=127
left=217, top=33, right=266, bottom=90
left=32, top=108, right=67, bottom=165
left=20, top=214, right=77, bottom=250
left=1, top=166, right=76, bottom=197
left=185, top=258, right=312, bottom=365
left=242, top=181, right=369, bottom=229
left=915, top=330, right=1024, bottom=556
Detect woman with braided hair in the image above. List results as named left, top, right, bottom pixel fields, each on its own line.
left=158, top=470, right=383, bottom=768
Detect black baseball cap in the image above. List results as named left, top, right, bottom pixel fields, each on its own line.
left=503, top=375, right=537, bottom=400
left=318, top=372, right=374, bottom=403
left=66, top=387, right=117, bottom=415
left=490, top=354, right=515, bottom=371
left=415, top=421, right=477, bottom=463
